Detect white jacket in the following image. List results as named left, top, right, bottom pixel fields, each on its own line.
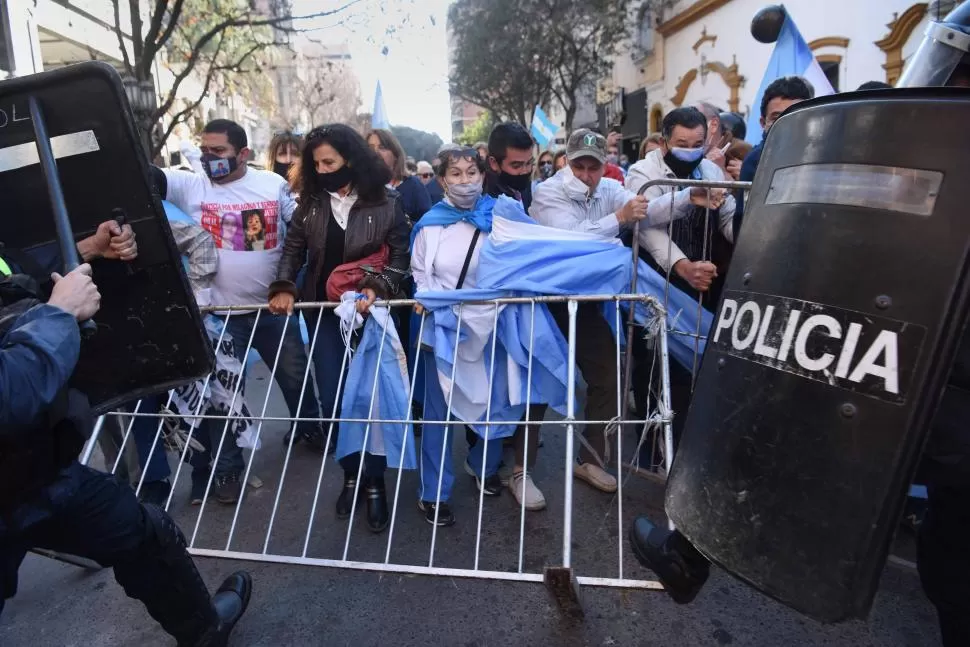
left=625, top=149, right=735, bottom=272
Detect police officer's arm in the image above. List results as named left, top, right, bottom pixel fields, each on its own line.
left=0, top=304, right=81, bottom=426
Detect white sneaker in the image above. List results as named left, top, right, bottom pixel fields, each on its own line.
left=574, top=462, right=617, bottom=493
left=509, top=471, right=546, bottom=511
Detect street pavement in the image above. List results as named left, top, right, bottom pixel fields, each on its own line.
left=0, top=361, right=942, bottom=646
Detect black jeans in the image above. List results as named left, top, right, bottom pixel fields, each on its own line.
left=918, top=483, right=970, bottom=647
left=1, top=462, right=215, bottom=640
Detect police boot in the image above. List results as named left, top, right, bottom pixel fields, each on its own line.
left=118, top=505, right=252, bottom=646
left=629, top=516, right=710, bottom=604
left=181, top=572, right=253, bottom=647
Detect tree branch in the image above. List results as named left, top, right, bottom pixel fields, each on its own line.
left=154, top=0, right=186, bottom=56
left=111, top=0, right=133, bottom=73
left=142, top=0, right=170, bottom=65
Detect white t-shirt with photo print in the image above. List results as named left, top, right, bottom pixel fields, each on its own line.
left=163, top=167, right=297, bottom=309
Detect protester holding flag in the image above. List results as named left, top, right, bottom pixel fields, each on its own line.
left=411, top=147, right=548, bottom=521
left=268, top=124, right=410, bottom=533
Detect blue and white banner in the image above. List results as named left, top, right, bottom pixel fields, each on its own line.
left=746, top=13, right=834, bottom=145
left=530, top=105, right=558, bottom=149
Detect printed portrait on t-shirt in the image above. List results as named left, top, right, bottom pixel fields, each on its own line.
left=243, top=209, right=266, bottom=251
left=201, top=201, right=279, bottom=251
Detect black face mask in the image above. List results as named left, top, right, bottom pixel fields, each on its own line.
left=663, top=151, right=703, bottom=179
left=500, top=170, right=532, bottom=192
left=273, top=161, right=291, bottom=179
left=315, top=165, right=355, bottom=193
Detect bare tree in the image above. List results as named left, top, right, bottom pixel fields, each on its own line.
left=289, top=58, right=361, bottom=129
left=110, top=0, right=360, bottom=156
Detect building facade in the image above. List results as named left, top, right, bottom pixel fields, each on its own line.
left=599, top=0, right=952, bottom=159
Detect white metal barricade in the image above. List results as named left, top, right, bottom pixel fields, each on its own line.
left=74, top=178, right=752, bottom=612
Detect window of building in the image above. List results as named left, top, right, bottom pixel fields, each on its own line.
left=819, top=59, right=840, bottom=92
left=636, top=8, right=654, bottom=54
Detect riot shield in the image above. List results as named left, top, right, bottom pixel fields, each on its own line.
left=666, top=87, right=970, bottom=622
left=0, top=62, right=213, bottom=413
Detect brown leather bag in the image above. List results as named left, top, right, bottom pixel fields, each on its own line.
left=325, top=245, right=389, bottom=301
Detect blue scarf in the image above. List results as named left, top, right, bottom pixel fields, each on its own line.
left=409, top=194, right=496, bottom=249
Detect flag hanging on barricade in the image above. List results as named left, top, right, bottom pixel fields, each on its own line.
left=530, top=105, right=558, bottom=149
left=746, top=12, right=834, bottom=145
left=416, top=196, right=713, bottom=431
left=335, top=293, right=417, bottom=470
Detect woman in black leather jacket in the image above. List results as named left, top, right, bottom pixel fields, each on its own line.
left=268, top=124, right=410, bottom=533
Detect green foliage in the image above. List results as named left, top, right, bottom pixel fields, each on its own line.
left=456, top=110, right=494, bottom=146
left=391, top=126, right=444, bottom=164
left=448, top=0, right=631, bottom=131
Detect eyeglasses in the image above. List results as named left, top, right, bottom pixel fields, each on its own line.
left=274, top=129, right=305, bottom=137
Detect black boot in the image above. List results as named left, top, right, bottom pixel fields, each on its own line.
left=283, top=423, right=334, bottom=455
left=365, top=476, right=389, bottom=533
left=181, top=571, right=253, bottom=647
left=115, top=505, right=251, bottom=646
left=336, top=474, right=358, bottom=519
left=629, top=516, right=710, bottom=604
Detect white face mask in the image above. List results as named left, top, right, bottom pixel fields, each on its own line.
left=563, top=171, right=591, bottom=201
left=446, top=181, right=483, bottom=210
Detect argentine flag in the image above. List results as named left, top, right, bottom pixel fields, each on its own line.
left=746, top=13, right=834, bottom=145
left=530, top=105, right=558, bottom=148
left=372, top=81, right=390, bottom=130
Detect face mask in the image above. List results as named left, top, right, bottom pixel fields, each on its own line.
left=563, top=172, right=591, bottom=201
left=669, top=147, right=705, bottom=163
left=539, top=162, right=554, bottom=180
left=446, top=181, right=483, bottom=210
left=664, top=150, right=704, bottom=179
left=607, top=154, right=619, bottom=164
left=315, top=165, right=355, bottom=193
left=273, top=161, right=291, bottom=179
left=202, top=153, right=238, bottom=181
left=499, top=171, right=532, bottom=192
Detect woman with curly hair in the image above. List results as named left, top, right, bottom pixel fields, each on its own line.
left=268, top=124, right=410, bottom=533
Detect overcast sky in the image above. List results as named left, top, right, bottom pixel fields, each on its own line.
left=291, top=0, right=453, bottom=139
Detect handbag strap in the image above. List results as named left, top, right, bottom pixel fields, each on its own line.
left=455, top=228, right=481, bottom=290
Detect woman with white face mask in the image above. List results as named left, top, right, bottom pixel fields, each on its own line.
left=410, top=147, right=547, bottom=526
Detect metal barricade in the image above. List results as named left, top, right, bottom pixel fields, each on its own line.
left=78, top=293, right=672, bottom=613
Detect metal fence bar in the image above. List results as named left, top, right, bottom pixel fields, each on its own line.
left=517, top=301, right=537, bottom=574
left=264, top=306, right=325, bottom=553
left=562, top=299, right=578, bottom=570
left=614, top=302, right=624, bottom=581
left=473, top=303, right=502, bottom=571
left=134, top=390, right=177, bottom=497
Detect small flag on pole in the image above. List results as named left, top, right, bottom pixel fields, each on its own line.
left=746, top=13, right=834, bottom=145
left=372, top=81, right=390, bottom=130
left=530, top=105, right=558, bottom=148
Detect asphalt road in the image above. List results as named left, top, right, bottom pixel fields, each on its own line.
left=0, top=362, right=943, bottom=646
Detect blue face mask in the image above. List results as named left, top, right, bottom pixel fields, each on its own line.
left=669, top=147, right=705, bottom=163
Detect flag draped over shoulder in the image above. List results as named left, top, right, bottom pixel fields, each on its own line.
left=335, top=293, right=416, bottom=470
left=415, top=196, right=712, bottom=435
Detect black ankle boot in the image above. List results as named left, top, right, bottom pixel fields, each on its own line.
left=365, top=477, right=389, bottom=533
left=336, top=475, right=358, bottom=519
left=629, top=516, right=710, bottom=604
left=180, top=571, right=253, bottom=647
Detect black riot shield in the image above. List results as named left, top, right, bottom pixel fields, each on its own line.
left=0, top=62, right=213, bottom=413
left=666, top=87, right=970, bottom=622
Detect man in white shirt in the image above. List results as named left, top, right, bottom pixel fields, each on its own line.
left=158, top=119, right=323, bottom=503
left=528, top=129, right=656, bottom=494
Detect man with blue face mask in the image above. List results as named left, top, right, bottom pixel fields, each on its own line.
left=626, top=107, right=734, bottom=308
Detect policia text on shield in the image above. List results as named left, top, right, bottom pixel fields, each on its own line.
left=0, top=63, right=254, bottom=644
left=630, top=4, right=970, bottom=646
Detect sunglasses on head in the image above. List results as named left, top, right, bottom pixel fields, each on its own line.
left=439, top=147, right=479, bottom=160
left=419, top=172, right=433, bottom=179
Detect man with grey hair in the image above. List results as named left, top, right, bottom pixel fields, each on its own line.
left=694, top=101, right=728, bottom=175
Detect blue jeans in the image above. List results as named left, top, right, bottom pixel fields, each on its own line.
left=419, top=351, right=502, bottom=504
left=224, top=311, right=321, bottom=437
left=302, top=310, right=347, bottom=432
left=130, top=395, right=243, bottom=481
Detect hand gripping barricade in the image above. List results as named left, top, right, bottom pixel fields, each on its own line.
left=0, top=62, right=213, bottom=412
left=650, top=84, right=970, bottom=622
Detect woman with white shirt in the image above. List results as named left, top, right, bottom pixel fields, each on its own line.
left=268, top=124, right=410, bottom=534
left=411, top=148, right=546, bottom=527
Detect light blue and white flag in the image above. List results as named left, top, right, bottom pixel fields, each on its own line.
left=416, top=196, right=712, bottom=434
left=746, top=13, right=834, bottom=145
left=372, top=81, right=390, bottom=130
left=530, top=105, right=558, bottom=149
